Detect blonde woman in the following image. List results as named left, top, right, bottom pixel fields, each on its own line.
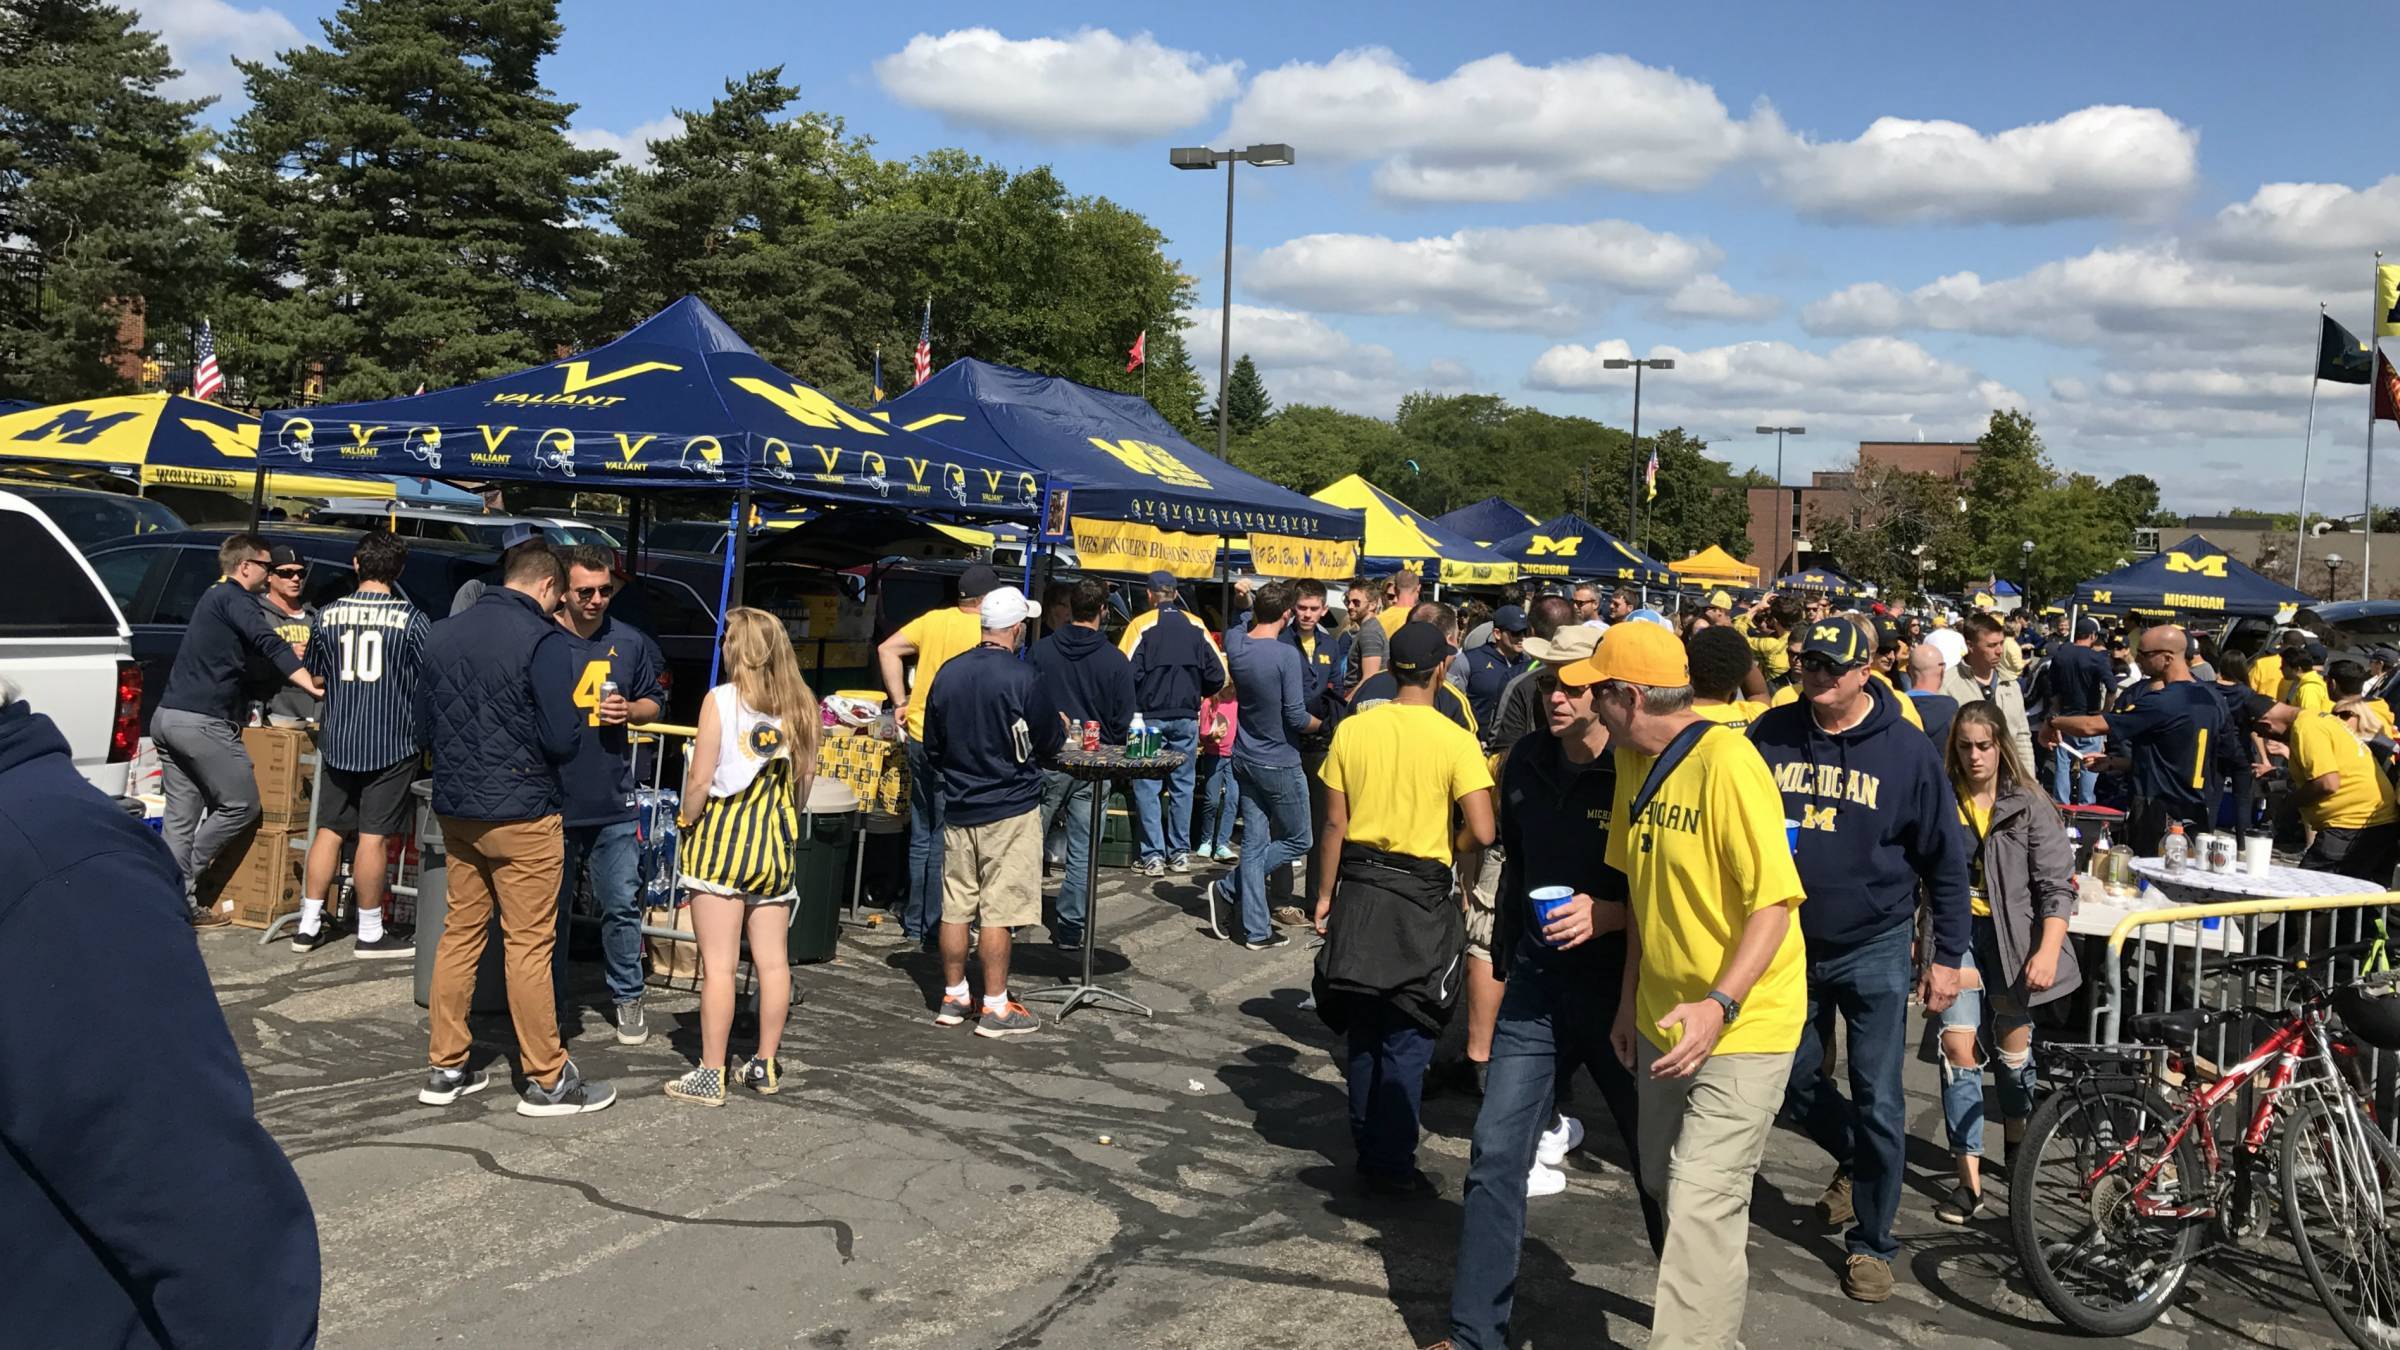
left=1935, top=700, right=2080, bottom=1223
left=666, top=609, right=819, bottom=1106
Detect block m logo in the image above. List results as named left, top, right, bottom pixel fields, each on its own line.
left=2162, top=551, right=2227, bottom=578
left=1526, top=534, right=1582, bottom=557
left=1800, top=804, right=1838, bottom=832
left=15, top=409, right=138, bottom=445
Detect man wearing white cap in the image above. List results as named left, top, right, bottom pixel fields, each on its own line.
left=923, top=585, right=1066, bottom=1038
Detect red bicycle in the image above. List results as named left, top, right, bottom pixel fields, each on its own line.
left=2011, top=947, right=2400, bottom=1346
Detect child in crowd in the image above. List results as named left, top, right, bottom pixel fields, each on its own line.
left=1196, top=686, right=1239, bottom=861
left=666, top=608, right=820, bottom=1106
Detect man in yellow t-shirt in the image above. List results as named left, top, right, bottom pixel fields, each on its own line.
left=1314, top=622, right=1496, bottom=1198
left=877, top=563, right=1001, bottom=947
left=1564, top=620, right=1806, bottom=1350
left=2265, top=700, right=2400, bottom=882
left=1377, top=568, right=1421, bottom=638
left=2249, top=642, right=2287, bottom=701
left=1687, top=625, right=1768, bottom=731
left=2280, top=641, right=2333, bottom=713
left=1734, top=594, right=1801, bottom=682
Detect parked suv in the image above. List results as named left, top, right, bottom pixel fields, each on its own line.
left=0, top=491, right=142, bottom=802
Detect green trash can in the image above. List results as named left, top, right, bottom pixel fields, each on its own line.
left=785, top=779, right=857, bottom=964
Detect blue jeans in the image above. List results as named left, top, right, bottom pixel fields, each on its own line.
left=1131, top=717, right=1200, bottom=863
left=904, top=739, right=945, bottom=941
left=1450, top=939, right=1662, bottom=1348
left=2052, top=733, right=2104, bottom=804
left=1782, top=919, right=1913, bottom=1263
left=1939, top=918, right=2038, bottom=1157
left=1346, top=997, right=1436, bottom=1179
left=1230, top=760, right=1311, bottom=942
left=554, top=819, right=643, bottom=1006
left=1039, top=770, right=1095, bottom=942
left=1198, top=753, right=1237, bottom=853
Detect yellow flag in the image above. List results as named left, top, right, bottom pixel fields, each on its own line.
left=2379, top=263, right=2400, bottom=338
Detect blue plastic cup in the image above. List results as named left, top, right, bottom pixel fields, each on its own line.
left=1530, top=886, right=1575, bottom=945
left=1785, top=819, right=1801, bottom=854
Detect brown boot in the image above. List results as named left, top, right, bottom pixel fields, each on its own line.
left=1842, top=1253, right=1894, bottom=1303
left=1818, top=1169, right=1855, bottom=1227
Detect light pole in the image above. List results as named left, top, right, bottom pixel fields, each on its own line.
left=1170, top=143, right=1296, bottom=464
left=2326, top=552, right=2344, bottom=600
left=2019, top=538, right=2035, bottom=612
left=1604, top=356, right=1673, bottom=547
left=1756, top=424, right=1805, bottom=577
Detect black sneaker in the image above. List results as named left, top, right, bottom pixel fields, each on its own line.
left=517, top=1059, right=617, bottom=1118
left=1241, top=932, right=1291, bottom=952
left=353, top=928, right=415, bottom=960
left=1934, top=1182, right=1984, bottom=1226
left=418, top=1064, right=488, bottom=1105
left=291, top=923, right=336, bottom=954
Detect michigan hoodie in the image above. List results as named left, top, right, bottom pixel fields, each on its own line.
left=1749, top=677, right=1972, bottom=963
left=1029, top=624, right=1136, bottom=744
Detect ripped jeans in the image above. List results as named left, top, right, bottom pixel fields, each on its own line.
left=1938, top=916, right=2039, bottom=1157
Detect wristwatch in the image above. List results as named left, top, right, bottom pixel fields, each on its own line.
left=1706, top=990, right=1742, bottom=1025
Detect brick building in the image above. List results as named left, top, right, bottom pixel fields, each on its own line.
left=1745, top=440, right=1980, bottom=579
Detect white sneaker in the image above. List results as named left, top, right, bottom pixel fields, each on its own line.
left=1537, top=1115, right=1585, bottom=1168
left=1527, top=1162, right=1568, bottom=1197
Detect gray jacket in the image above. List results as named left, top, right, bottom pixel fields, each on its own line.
left=1968, top=781, right=2083, bottom=1006
left=1942, top=660, right=2038, bottom=772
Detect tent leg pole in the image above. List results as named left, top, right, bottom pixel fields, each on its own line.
left=730, top=487, right=751, bottom=611
left=625, top=496, right=642, bottom=577
left=247, top=464, right=267, bottom=530
left=710, top=492, right=740, bottom=690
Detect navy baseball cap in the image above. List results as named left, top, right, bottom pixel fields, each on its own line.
left=1147, top=569, right=1180, bottom=592
left=1798, top=618, right=1871, bottom=669
left=958, top=563, right=1000, bottom=599
left=1492, top=604, right=1529, bottom=633
left=1389, top=621, right=1449, bottom=675
left=2075, top=616, right=2102, bottom=639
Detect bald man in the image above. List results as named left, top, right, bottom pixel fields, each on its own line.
left=1904, top=644, right=1960, bottom=748
left=2044, top=624, right=2227, bottom=853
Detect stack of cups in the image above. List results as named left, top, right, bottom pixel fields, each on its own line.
left=2244, top=835, right=2273, bottom=877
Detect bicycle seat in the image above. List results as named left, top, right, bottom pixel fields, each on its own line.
left=2126, top=1008, right=2212, bottom=1047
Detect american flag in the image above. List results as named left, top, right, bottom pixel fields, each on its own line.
left=911, top=299, right=932, bottom=387
left=191, top=320, right=224, bottom=401
left=1643, top=444, right=1659, bottom=501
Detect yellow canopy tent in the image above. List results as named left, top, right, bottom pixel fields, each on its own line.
left=0, top=393, right=394, bottom=499
left=1308, top=474, right=1519, bottom=584
left=1669, top=543, right=1759, bottom=586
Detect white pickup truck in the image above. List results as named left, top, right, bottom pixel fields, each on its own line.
left=0, top=490, right=142, bottom=802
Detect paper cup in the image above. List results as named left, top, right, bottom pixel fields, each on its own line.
left=1785, top=819, right=1801, bottom=854
left=1530, top=886, right=1575, bottom=945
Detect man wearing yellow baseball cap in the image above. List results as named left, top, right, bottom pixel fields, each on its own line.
left=1561, top=620, right=1807, bottom=1349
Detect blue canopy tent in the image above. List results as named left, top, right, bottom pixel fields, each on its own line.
left=2070, top=534, right=2311, bottom=618
left=1436, top=496, right=1540, bottom=548
left=1773, top=565, right=1870, bottom=598
left=882, top=358, right=1362, bottom=579
left=1487, top=511, right=1674, bottom=586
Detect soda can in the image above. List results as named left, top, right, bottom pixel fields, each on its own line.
left=599, top=679, right=620, bottom=702
left=1082, top=719, right=1100, bottom=752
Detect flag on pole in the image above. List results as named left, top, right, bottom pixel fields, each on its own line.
left=872, top=346, right=885, bottom=402
left=911, top=300, right=932, bottom=387
left=413, top=381, right=426, bottom=396
left=1126, top=329, right=1146, bottom=372
left=2377, top=350, right=2400, bottom=425
left=2320, top=313, right=2374, bottom=384
left=190, top=320, right=224, bottom=401
left=1644, top=444, right=1659, bottom=501
left=2378, top=263, right=2400, bottom=338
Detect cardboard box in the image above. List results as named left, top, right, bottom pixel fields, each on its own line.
left=201, top=824, right=305, bottom=928
left=243, top=725, right=314, bottom=826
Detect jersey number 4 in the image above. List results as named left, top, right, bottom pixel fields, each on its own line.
left=336, top=628, right=384, bottom=683
left=573, top=660, right=610, bottom=727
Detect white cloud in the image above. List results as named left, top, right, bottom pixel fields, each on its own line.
left=1657, top=274, right=1783, bottom=322
left=131, top=0, right=303, bottom=103
left=567, top=116, right=686, bottom=171
left=1184, top=305, right=1473, bottom=417
left=2199, top=176, right=2400, bottom=277
left=874, top=28, right=1239, bottom=140
left=1245, top=220, right=1721, bottom=333
left=1770, top=106, right=2197, bottom=224
left=1225, top=48, right=1781, bottom=202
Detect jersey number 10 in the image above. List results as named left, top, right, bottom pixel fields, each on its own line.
left=337, top=628, right=384, bottom=683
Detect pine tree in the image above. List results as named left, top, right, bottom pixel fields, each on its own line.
left=0, top=0, right=212, bottom=401
left=210, top=0, right=609, bottom=401
left=1217, top=353, right=1273, bottom=437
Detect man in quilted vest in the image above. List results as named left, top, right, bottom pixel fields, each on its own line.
left=414, top=544, right=615, bottom=1118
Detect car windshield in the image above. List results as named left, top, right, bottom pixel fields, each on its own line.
left=25, top=492, right=185, bottom=548
left=540, top=523, right=615, bottom=548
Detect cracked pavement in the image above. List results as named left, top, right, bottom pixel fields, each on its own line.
left=206, top=869, right=2344, bottom=1348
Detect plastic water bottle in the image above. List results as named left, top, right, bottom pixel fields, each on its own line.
left=2089, top=823, right=2113, bottom=879
left=1128, top=713, right=1149, bottom=760
left=2162, top=821, right=2188, bottom=872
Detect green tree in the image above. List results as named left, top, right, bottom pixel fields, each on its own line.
left=1962, top=409, right=2054, bottom=578
left=0, top=0, right=214, bottom=401
left=1229, top=403, right=1404, bottom=494
left=211, top=0, right=610, bottom=402
left=1804, top=449, right=1968, bottom=603
left=1214, top=352, right=1272, bottom=436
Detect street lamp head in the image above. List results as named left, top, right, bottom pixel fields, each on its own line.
left=2327, top=552, right=2345, bottom=566
left=1787, top=425, right=1804, bottom=435
left=1603, top=358, right=1632, bottom=370
left=2021, top=539, right=2035, bottom=553
left=1169, top=147, right=1222, bottom=170
left=1240, top=143, right=1296, bottom=167
left=1754, top=425, right=1776, bottom=434
left=1647, top=359, right=1676, bottom=370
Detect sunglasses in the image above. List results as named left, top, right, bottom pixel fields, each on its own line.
left=570, top=584, right=615, bottom=601
left=270, top=566, right=305, bottom=579
left=1797, top=654, right=1861, bottom=677
left=1536, top=673, right=1592, bottom=699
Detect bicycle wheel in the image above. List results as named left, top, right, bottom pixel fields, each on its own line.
left=2282, top=1096, right=2400, bottom=1349
left=2010, top=1081, right=2205, bottom=1335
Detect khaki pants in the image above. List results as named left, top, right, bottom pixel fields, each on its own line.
left=1636, top=1039, right=1792, bottom=1349
left=941, top=810, right=1041, bottom=929
left=429, top=814, right=566, bottom=1085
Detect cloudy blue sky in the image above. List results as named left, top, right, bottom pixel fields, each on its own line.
left=139, top=0, right=2400, bottom=511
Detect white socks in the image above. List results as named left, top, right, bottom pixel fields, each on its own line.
left=357, top=906, right=384, bottom=943
left=983, top=992, right=1010, bottom=1014
left=946, top=981, right=970, bottom=1000
left=297, top=897, right=325, bottom=936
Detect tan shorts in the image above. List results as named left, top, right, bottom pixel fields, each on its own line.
left=1460, top=845, right=1502, bottom=963
left=941, top=811, right=1042, bottom=929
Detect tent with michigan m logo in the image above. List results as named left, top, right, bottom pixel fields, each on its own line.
left=0, top=392, right=400, bottom=498
left=1487, top=511, right=1674, bottom=585
left=259, top=297, right=1039, bottom=515
left=2070, top=533, right=2311, bottom=617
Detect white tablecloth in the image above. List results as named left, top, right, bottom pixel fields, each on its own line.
left=2128, top=857, right=2381, bottom=900
left=2068, top=864, right=2381, bottom=949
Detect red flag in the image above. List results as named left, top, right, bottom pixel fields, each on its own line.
left=2379, top=350, right=2400, bottom=425
left=1126, top=329, right=1146, bottom=372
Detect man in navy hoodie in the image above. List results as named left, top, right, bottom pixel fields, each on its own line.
left=1748, top=614, right=1970, bottom=1305
left=1121, top=571, right=1227, bottom=877
left=0, top=679, right=321, bottom=1348
left=1029, top=577, right=1135, bottom=948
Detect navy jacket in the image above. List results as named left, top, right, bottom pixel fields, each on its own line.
left=1493, top=727, right=1627, bottom=979
left=416, top=588, right=582, bottom=820
left=1462, top=645, right=1531, bottom=744
left=1281, top=623, right=1344, bottom=720
left=926, top=644, right=1067, bottom=827
left=2047, top=642, right=2114, bottom=717
left=1028, top=625, right=1135, bottom=745
left=0, top=701, right=320, bottom=1348
left=1750, top=678, right=1973, bottom=963
left=159, top=579, right=304, bottom=723
left=1126, top=604, right=1225, bottom=720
